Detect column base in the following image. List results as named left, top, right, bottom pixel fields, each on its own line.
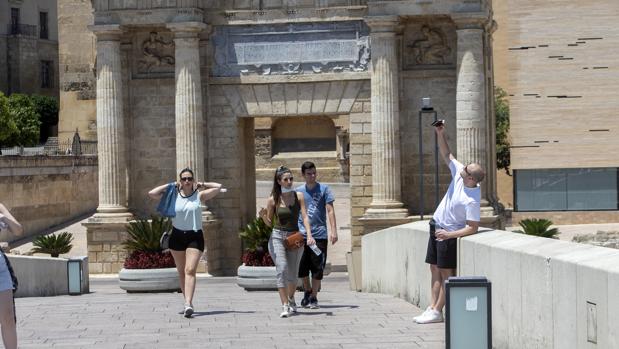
left=479, top=205, right=504, bottom=230
left=95, top=205, right=132, bottom=216
left=363, top=207, right=410, bottom=219
left=201, top=210, right=222, bottom=275
left=83, top=212, right=135, bottom=274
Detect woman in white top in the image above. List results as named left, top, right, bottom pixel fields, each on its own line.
left=0, top=203, right=23, bottom=349
left=149, top=168, right=223, bottom=318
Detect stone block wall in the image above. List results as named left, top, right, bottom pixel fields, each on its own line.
left=57, top=0, right=96, bottom=141
left=128, top=78, right=177, bottom=217
left=206, top=84, right=253, bottom=275
left=348, top=80, right=371, bottom=250
left=0, top=156, right=98, bottom=243
left=400, top=70, right=457, bottom=215
left=0, top=36, right=8, bottom=94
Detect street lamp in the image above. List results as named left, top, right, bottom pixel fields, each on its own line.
left=418, top=97, right=440, bottom=220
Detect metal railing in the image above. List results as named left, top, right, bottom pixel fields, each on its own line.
left=1, top=135, right=97, bottom=156
left=8, top=24, right=37, bottom=37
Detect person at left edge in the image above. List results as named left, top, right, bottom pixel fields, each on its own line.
left=149, top=168, right=223, bottom=318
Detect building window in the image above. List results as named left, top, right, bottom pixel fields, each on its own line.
left=39, top=12, right=48, bottom=39
left=40, top=60, right=53, bottom=88
left=514, top=168, right=618, bottom=211
left=10, top=8, right=20, bottom=34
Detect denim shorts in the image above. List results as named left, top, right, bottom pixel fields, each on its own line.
left=0, top=253, right=13, bottom=292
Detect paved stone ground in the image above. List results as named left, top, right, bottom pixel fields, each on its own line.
left=13, top=273, right=444, bottom=349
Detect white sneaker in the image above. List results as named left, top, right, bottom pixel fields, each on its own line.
left=413, top=306, right=433, bottom=322
left=183, top=303, right=194, bottom=318
left=280, top=304, right=292, bottom=318
left=288, top=297, right=298, bottom=313
left=415, top=309, right=443, bottom=324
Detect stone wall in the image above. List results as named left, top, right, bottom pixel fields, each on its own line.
left=494, top=0, right=619, bottom=170
left=363, top=221, right=619, bottom=349
left=57, top=0, right=96, bottom=141
left=400, top=69, right=457, bottom=216
left=0, top=36, right=8, bottom=93
left=0, top=156, right=98, bottom=243
left=348, top=80, right=371, bottom=249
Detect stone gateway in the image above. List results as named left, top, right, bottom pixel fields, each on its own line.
left=65, top=1, right=500, bottom=275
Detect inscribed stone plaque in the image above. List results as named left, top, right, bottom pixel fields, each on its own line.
left=212, top=22, right=369, bottom=77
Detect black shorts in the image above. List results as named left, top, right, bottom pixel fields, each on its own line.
left=424, top=219, right=457, bottom=269
left=169, top=227, right=205, bottom=252
left=298, top=239, right=328, bottom=280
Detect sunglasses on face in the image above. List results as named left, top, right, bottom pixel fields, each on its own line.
left=180, top=177, right=194, bottom=182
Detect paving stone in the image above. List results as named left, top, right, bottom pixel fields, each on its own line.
left=12, top=273, right=444, bottom=348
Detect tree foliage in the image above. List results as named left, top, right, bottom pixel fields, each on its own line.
left=495, top=86, right=511, bottom=175
left=31, top=94, right=58, bottom=141
left=7, top=94, right=41, bottom=147
left=0, top=92, right=17, bottom=147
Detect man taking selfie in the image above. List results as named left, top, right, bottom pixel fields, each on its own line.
left=414, top=122, right=484, bottom=324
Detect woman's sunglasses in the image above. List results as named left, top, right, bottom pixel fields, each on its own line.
left=180, top=177, right=194, bottom=182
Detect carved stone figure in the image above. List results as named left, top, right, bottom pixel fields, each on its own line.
left=408, top=25, right=451, bottom=65
left=139, top=32, right=175, bottom=71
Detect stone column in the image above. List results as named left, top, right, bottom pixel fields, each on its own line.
left=363, top=16, right=408, bottom=219
left=91, top=25, right=129, bottom=216
left=453, top=14, right=500, bottom=226
left=84, top=25, right=132, bottom=274
left=167, top=22, right=207, bottom=180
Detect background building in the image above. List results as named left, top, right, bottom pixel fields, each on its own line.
left=493, top=0, right=619, bottom=224
left=0, top=0, right=59, bottom=98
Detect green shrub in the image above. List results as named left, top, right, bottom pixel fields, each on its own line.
left=123, top=216, right=171, bottom=253
left=31, top=94, right=58, bottom=142
left=515, top=218, right=559, bottom=238
left=239, top=217, right=272, bottom=252
left=0, top=92, right=17, bottom=148
left=495, top=86, right=511, bottom=175
left=31, top=232, right=74, bottom=257
left=7, top=93, right=41, bottom=147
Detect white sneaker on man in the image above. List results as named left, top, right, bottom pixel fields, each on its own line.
left=415, top=309, right=443, bottom=324
left=280, top=304, right=292, bottom=318
left=413, top=306, right=433, bottom=322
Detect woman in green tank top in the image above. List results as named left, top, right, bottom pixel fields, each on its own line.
left=259, top=166, right=313, bottom=318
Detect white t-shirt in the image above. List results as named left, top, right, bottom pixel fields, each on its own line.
left=432, top=159, right=481, bottom=232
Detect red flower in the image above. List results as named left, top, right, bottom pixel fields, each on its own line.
left=241, top=250, right=274, bottom=266
left=123, top=250, right=175, bottom=269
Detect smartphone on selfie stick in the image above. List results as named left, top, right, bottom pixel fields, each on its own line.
left=431, top=119, right=445, bottom=127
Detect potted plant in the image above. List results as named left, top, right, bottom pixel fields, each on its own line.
left=30, top=232, right=74, bottom=257
left=118, top=216, right=180, bottom=293
left=236, top=217, right=277, bottom=290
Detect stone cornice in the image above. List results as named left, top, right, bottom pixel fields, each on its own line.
left=88, top=24, right=123, bottom=41
left=451, top=12, right=491, bottom=30
left=167, top=22, right=209, bottom=39
left=364, top=16, right=402, bottom=35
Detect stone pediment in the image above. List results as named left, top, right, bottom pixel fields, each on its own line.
left=217, top=80, right=367, bottom=117
left=211, top=22, right=369, bottom=77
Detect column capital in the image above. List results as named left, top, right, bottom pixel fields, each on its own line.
left=451, top=12, right=491, bottom=30
left=167, top=22, right=208, bottom=38
left=364, top=16, right=402, bottom=35
left=88, top=24, right=123, bottom=41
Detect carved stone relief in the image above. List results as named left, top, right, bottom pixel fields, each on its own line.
left=135, top=31, right=175, bottom=75
left=211, top=22, right=370, bottom=77
left=403, top=22, right=456, bottom=70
